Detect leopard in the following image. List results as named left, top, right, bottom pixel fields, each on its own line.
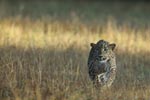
left=88, top=40, right=117, bottom=88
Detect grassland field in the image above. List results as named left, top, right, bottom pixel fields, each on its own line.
left=0, top=1, right=150, bottom=100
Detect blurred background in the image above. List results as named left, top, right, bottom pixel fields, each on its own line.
left=0, top=0, right=150, bottom=100
left=0, top=0, right=150, bottom=25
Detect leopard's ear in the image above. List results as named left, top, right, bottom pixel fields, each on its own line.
left=90, top=43, right=96, bottom=48
left=109, top=43, right=116, bottom=51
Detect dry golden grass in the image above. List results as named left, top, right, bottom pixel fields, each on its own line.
left=0, top=2, right=150, bottom=99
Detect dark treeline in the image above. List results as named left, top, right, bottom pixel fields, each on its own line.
left=0, top=0, right=150, bottom=2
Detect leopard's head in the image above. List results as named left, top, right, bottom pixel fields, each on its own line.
left=90, top=40, right=116, bottom=64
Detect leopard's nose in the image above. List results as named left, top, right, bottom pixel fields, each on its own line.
left=102, top=57, right=106, bottom=60
left=99, top=56, right=106, bottom=61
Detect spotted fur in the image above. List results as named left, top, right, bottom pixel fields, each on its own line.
left=88, top=40, right=117, bottom=88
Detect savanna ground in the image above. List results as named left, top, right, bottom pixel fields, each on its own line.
left=0, top=1, right=150, bottom=100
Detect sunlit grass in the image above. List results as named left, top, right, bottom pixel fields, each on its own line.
left=0, top=18, right=150, bottom=52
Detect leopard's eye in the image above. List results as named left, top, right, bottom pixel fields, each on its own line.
left=104, top=48, right=108, bottom=51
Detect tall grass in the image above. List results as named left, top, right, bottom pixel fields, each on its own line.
left=0, top=17, right=150, bottom=100
left=0, top=2, right=150, bottom=100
